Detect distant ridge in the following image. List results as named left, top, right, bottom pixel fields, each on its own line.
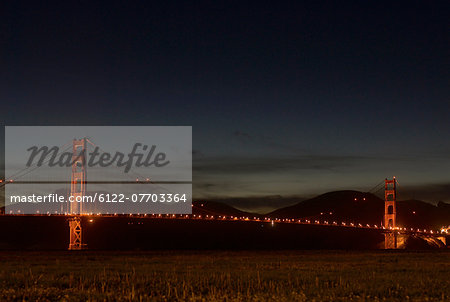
left=198, top=190, right=449, bottom=229
left=192, top=200, right=254, bottom=217
left=268, top=191, right=383, bottom=224
left=267, top=191, right=449, bottom=229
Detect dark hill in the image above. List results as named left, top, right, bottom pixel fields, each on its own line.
left=396, top=199, right=450, bottom=229
left=268, top=191, right=450, bottom=229
left=268, top=191, right=383, bottom=225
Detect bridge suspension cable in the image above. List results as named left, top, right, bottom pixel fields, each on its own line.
left=1, top=141, right=73, bottom=188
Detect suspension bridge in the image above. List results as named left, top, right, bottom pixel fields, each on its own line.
left=1, top=138, right=448, bottom=250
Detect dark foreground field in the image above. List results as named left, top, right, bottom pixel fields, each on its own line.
left=0, top=251, right=449, bottom=301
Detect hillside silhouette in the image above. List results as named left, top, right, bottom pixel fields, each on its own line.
left=200, top=191, right=449, bottom=230
left=263, top=191, right=449, bottom=229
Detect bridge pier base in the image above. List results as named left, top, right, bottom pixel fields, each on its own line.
left=384, top=232, right=397, bottom=249
left=384, top=232, right=410, bottom=249
left=68, top=216, right=87, bottom=250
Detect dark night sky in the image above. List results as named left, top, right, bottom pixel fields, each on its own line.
left=1, top=1, right=449, bottom=208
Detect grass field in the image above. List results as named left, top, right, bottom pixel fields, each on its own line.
left=0, top=250, right=448, bottom=301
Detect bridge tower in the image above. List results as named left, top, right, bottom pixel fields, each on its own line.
left=384, top=177, right=397, bottom=249
left=68, top=138, right=87, bottom=250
